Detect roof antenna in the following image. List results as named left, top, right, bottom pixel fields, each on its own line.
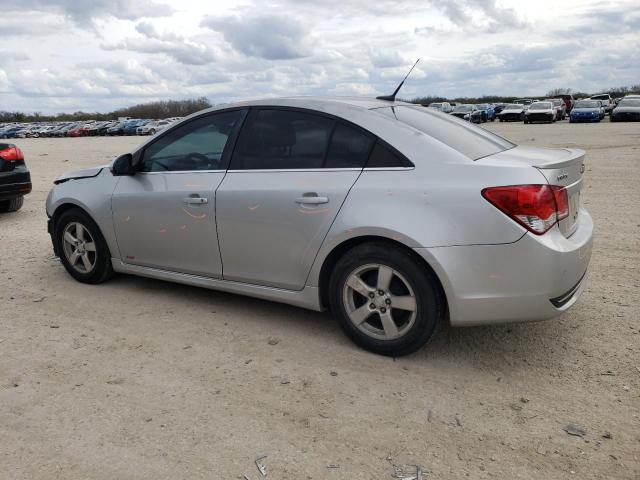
left=376, top=58, right=420, bottom=102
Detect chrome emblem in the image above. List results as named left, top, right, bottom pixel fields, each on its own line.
left=557, top=172, right=568, bottom=181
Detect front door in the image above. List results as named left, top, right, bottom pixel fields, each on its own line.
left=111, top=109, right=246, bottom=277
left=216, top=108, right=374, bottom=290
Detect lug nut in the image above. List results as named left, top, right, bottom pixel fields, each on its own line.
left=369, top=303, right=376, bottom=309
left=378, top=290, right=385, bottom=296
left=368, top=292, right=375, bottom=298
left=385, top=298, right=391, bottom=305
left=380, top=307, right=387, bottom=313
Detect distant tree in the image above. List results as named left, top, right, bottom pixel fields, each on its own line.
left=546, top=88, right=573, bottom=96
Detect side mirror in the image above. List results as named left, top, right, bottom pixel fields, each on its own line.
left=111, top=153, right=135, bottom=176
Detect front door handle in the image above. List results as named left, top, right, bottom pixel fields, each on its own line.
left=183, top=196, right=208, bottom=205
left=295, top=194, right=329, bottom=205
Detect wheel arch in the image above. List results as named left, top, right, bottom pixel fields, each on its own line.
left=50, top=202, right=113, bottom=258
left=317, top=235, right=450, bottom=322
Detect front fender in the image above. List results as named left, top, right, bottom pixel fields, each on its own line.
left=46, top=169, right=120, bottom=260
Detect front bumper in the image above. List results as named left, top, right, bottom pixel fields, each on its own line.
left=0, top=167, right=32, bottom=201
left=526, top=113, right=555, bottom=122
left=570, top=114, right=600, bottom=122
left=416, top=209, right=593, bottom=326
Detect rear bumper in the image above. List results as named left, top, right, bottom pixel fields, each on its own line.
left=416, top=208, right=593, bottom=326
left=0, top=169, right=32, bottom=201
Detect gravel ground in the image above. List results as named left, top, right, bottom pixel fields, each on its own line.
left=0, top=120, right=638, bottom=479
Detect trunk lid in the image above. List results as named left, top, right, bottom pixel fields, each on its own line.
left=478, top=145, right=585, bottom=237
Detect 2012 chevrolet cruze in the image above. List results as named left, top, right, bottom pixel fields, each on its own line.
left=46, top=97, right=593, bottom=356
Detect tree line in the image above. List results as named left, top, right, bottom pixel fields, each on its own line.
left=0, top=97, right=212, bottom=123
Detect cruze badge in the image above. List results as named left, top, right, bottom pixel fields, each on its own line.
left=557, top=172, right=568, bottom=181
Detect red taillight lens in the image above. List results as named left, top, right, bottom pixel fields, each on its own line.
left=0, top=145, right=24, bottom=162
left=482, top=185, right=568, bottom=235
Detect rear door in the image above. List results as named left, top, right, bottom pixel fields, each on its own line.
left=216, top=108, right=374, bottom=290
left=111, top=109, right=247, bottom=277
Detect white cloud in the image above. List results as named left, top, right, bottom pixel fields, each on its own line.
left=0, top=0, right=637, bottom=113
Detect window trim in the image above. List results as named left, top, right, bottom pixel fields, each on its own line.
left=228, top=106, right=412, bottom=171
left=134, top=107, right=248, bottom=173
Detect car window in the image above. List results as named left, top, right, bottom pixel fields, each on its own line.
left=232, top=109, right=334, bottom=170
left=325, top=123, right=374, bottom=169
left=140, top=109, right=246, bottom=172
left=366, top=140, right=413, bottom=168
left=376, top=105, right=514, bottom=161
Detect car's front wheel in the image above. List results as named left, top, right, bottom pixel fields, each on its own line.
left=55, top=208, right=113, bottom=284
left=329, top=243, right=443, bottom=356
left=0, top=196, right=24, bottom=213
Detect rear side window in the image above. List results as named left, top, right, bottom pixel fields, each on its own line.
left=376, top=106, right=514, bottom=160
left=367, top=141, right=413, bottom=168
left=325, top=123, right=374, bottom=168
left=232, top=109, right=334, bottom=170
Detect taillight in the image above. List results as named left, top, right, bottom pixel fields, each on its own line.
left=482, top=185, right=569, bottom=235
left=0, top=145, right=24, bottom=162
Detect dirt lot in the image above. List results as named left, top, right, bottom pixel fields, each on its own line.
left=1, top=121, right=638, bottom=479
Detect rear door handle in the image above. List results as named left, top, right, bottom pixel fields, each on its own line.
left=295, top=194, right=329, bottom=205
left=183, top=196, right=208, bottom=205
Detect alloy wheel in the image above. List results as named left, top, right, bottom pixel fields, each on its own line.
left=62, top=222, right=97, bottom=274
left=342, top=263, right=417, bottom=341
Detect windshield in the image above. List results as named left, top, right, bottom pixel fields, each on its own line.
left=505, top=104, right=523, bottom=109
left=453, top=105, right=472, bottom=112
left=376, top=105, right=514, bottom=160
left=428, top=103, right=442, bottom=108
left=574, top=100, right=600, bottom=108
left=618, top=99, right=640, bottom=107
left=530, top=102, right=552, bottom=110
left=476, top=104, right=488, bottom=109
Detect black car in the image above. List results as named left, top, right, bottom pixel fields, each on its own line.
left=610, top=98, right=640, bottom=122
left=0, top=143, right=31, bottom=212
left=450, top=104, right=483, bottom=123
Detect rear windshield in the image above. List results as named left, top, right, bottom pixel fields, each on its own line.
left=375, top=105, right=514, bottom=160
left=618, top=99, right=640, bottom=107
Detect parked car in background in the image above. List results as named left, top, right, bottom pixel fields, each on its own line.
left=107, top=122, right=126, bottom=136
left=475, top=104, right=496, bottom=122
left=545, top=98, right=567, bottom=120
left=524, top=101, right=556, bottom=123
left=514, top=98, right=533, bottom=108
left=45, top=97, right=593, bottom=356
left=497, top=104, right=525, bottom=122
left=427, top=102, right=453, bottom=113
left=137, top=120, right=172, bottom=135
left=0, top=143, right=31, bottom=212
left=553, top=94, right=574, bottom=113
left=123, top=120, right=148, bottom=136
left=590, top=94, right=613, bottom=115
left=450, top=104, right=482, bottom=123
left=610, top=97, right=640, bottom=122
left=569, top=100, right=604, bottom=123
left=493, top=103, right=508, bottom=115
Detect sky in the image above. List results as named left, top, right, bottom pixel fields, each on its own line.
left=0, top=0, right=638, bottom=114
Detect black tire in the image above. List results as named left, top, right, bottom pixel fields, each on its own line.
left=150, top=129, right=156, bottom=135
left=328, top=242, right=444, bottom=356
left=0, top=196, right=24, bottom=213
left=54, top=208, right=114, bottom=284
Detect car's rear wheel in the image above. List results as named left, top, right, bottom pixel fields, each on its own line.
left=329, top=243, right=443, bottom=356
left=55, top=208, right=113, bottom=284
left=0, top=196, right=24, bottom=213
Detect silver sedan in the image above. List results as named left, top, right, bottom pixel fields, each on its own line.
left=46, top=97, right=593, bottom=356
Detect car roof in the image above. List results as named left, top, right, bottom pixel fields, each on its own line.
left=203, top=96, right=412, bottom=114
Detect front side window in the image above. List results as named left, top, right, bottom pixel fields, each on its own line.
left=140, top=109, right=246, bottom=172
left=232, top=109, right=334, bottom=170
